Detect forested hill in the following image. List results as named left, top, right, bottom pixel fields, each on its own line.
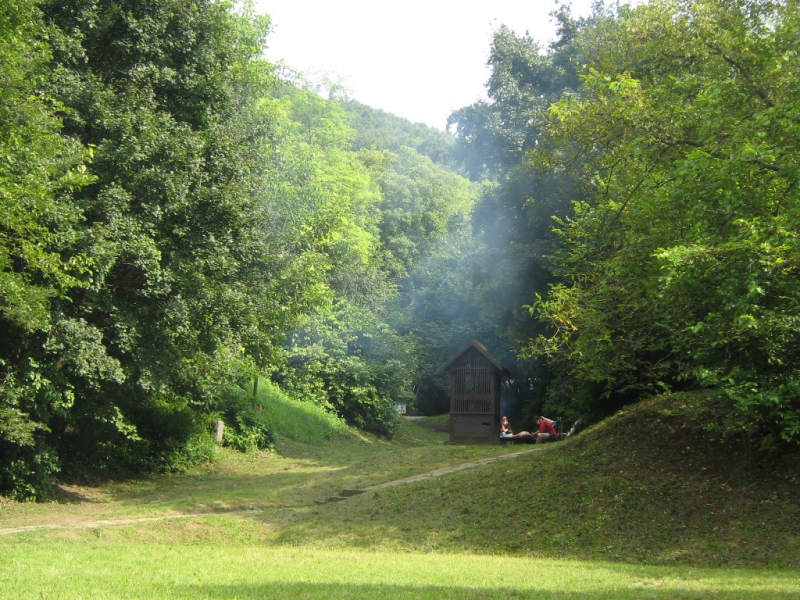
left=3, top=0, right=800, bottom=502
left=341, top=99, right=457, bottom=169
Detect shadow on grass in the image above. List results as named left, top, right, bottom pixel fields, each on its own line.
left=51, top=487, right=104, bottom=504
left=162, top=581, right=800, bottom=599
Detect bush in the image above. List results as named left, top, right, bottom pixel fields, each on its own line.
left=0, top=440, right=59, bottom=502
left=280, top=303, right=414, bottom=437
left=159, top=432, right=217, bottom=472
left=60, top=391, right=214, bottom=477
left=216, top=387, right=276, bottom=452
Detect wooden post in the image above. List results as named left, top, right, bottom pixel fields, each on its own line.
left=252, top=375, right=262, bottom=414
left=212, top=420, right=224, bottom=443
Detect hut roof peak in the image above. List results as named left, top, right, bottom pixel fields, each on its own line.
left=441, top=340, right=510, bottom=375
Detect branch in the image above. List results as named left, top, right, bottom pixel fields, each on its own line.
left=705, top=43, right=775, bottom=109
left=659, top=137, right=782, bottom=173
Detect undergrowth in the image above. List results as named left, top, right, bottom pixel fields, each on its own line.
left=226, top=380, right=352, bottom=447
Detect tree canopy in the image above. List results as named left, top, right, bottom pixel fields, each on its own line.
left=525, top=0, right=800, bottom=446
left=0, top=0, right=483, bottom=498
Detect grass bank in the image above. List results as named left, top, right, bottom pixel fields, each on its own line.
left=286, top=392, right=800, bottom=567
left=1, top=391, right=799, bottom=598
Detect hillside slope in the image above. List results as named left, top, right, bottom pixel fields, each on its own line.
left=297, top=392, right=800, bottom=567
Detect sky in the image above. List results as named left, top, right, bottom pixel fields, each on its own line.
left=253, top=1, right=601, bottom=131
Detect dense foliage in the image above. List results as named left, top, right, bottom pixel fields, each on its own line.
left=526, top=0, right=800, bottom=446
left=0, top=0, right=481, bottom=498
left=343, top=98, right=456, bottom=168
left=443, top=11, right=591, bottom=423
left=35, top=0, right=299, bottom=476
left=271, top=81, right=478, bottom=436
left=0, top=0, right=94, bottom=498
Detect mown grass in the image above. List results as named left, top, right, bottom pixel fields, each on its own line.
left=277, top=393, right=800, bottom=568
left=3, top=543, right=800, bottom=599
left=0, top=415, right=516, bottom=531
left=2, top=391, right=799, bottom=598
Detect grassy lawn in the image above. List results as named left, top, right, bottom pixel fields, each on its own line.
left=4, top=543, right=800, bottom=599
left=0, top=396, right=512, bottom=529
left=2, top=394, right=800, bottom=598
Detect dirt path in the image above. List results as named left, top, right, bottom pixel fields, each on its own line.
left=0, top=510, right=261, bottom=536
left=0, top=445, right=544, bottom=536
left=356, top=445, right=541, bottom=492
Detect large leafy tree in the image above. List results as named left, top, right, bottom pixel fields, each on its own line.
left=527, top=0, right=800, bottom=445
left=34, top=0, right=315, bottom=476
left=0, top=0, right=96, bottom=498
left=374, top=148, right=480, bottom=416
left=443, top=14, right=590, bottom=421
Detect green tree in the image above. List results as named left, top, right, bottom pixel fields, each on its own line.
left=342, top=98, right=456, bottom=168
left=527, top=0, right=800, bottom=445
left=280, top=300, right=416, bottom=437
left=444, top=14, right=591, bottom=421
left=368, top=146, right=477, bottom=281
left=270, top=81, right=418, bottom=435
left=448, top=16, right=584, bottom=182
left=0, top=0, right=96, bottom=499
left=356, top=145, right=480, bottom=416
left=36, top=0, right=312, bottom=476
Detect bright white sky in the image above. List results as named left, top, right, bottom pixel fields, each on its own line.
left=253, top=1, right=601, bottom=130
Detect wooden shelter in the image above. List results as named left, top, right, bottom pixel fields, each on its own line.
left=442, top=340, right=510, bottom=444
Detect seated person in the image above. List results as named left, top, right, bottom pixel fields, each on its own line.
left=534, top=416, right=559, bottom=443
left=500, top=416, right=533, bottom=439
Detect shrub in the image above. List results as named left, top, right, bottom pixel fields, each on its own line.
left=216, top=388, right=275, bottom=452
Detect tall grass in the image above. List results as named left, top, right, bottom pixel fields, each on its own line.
left=253, top=379, right=352, bottom=444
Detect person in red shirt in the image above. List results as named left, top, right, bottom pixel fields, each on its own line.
left=534, top=416, right=559, bottom=443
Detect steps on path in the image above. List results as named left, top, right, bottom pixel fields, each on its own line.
left=316, top=488, right=368, bottom=504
